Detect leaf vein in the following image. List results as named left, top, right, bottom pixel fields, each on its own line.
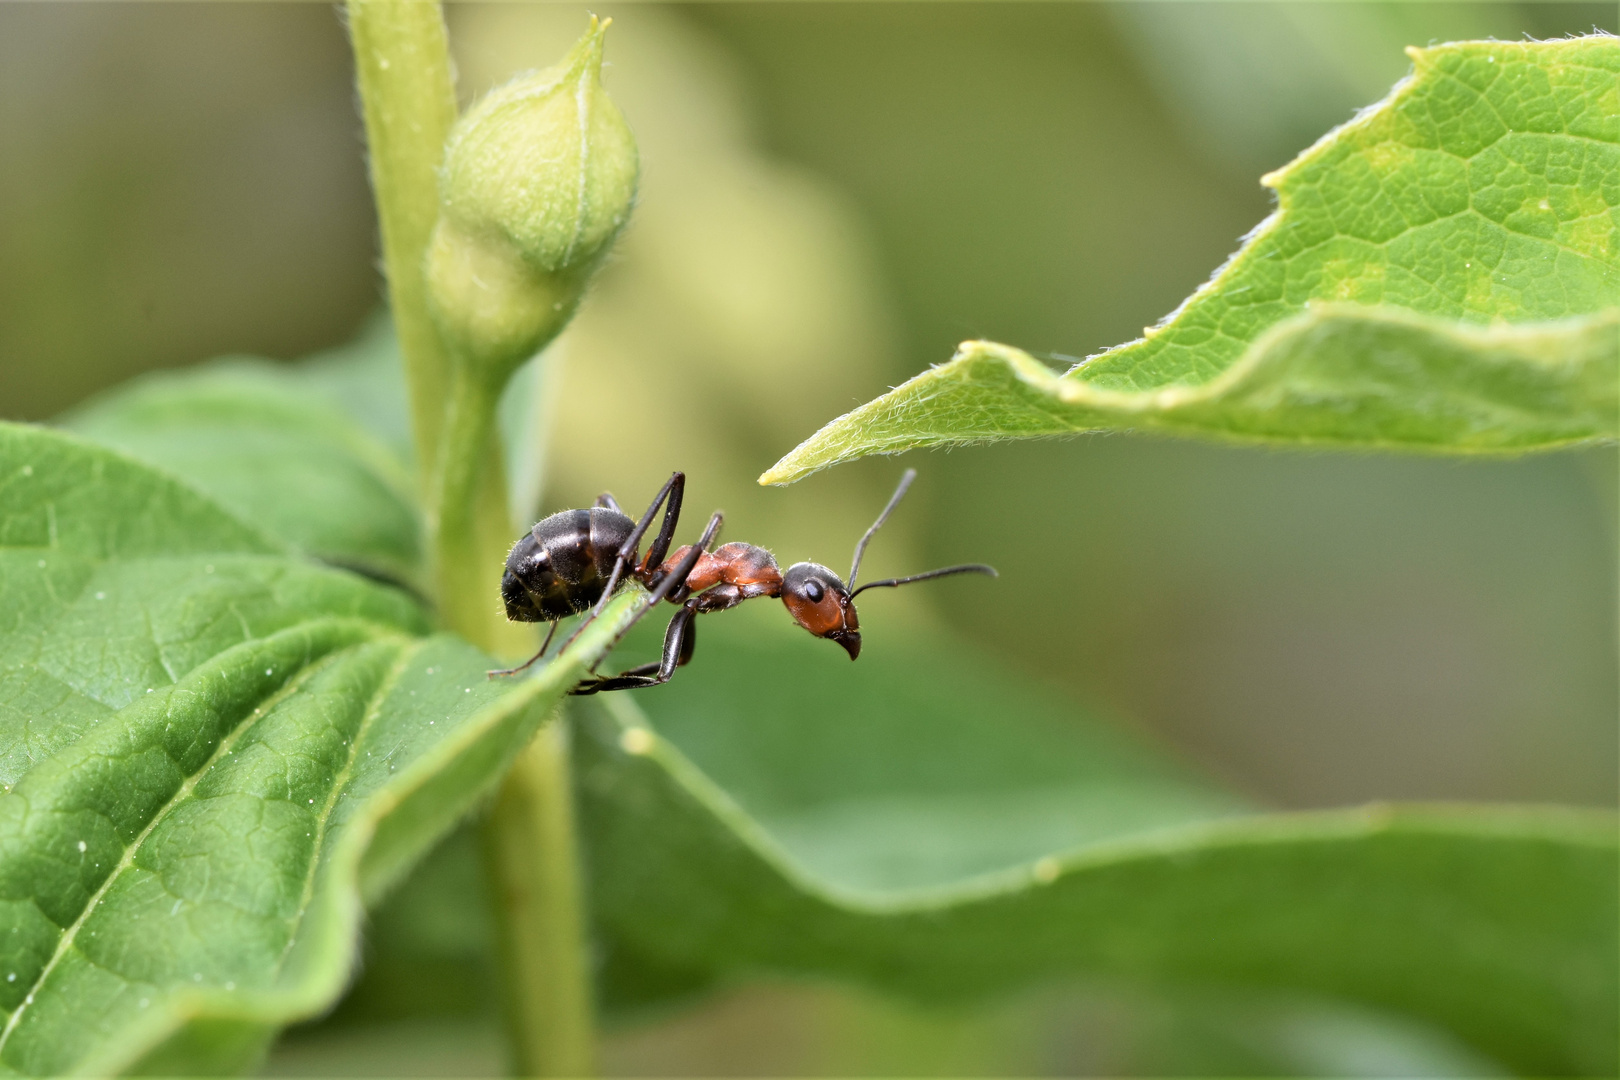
left=0, top=637, right=374, bottom=1057
left=275, top=638, right=423, bottom=971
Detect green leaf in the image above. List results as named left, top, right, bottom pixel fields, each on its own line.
left=762, top=37, right=1620, bottom=483
left=573, top=612, right=1617, bottom=1075
left=0, top=423, right=635, bottom=1075
left=764, top=307, right=1619, bottom=481
left=62, top=358, right=423, bottom=588
left=278, top=315, right=418, bottom=467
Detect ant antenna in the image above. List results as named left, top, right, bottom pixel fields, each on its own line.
left=849, top=469, right=917, bottom=589
left=847, top=469, right=997, bottom=597
left=850, top=563, right=997, bottom=598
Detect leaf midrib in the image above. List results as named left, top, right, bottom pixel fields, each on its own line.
left=275, top=637, right=424, bottom=971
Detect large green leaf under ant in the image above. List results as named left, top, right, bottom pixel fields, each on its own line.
left=762, top=37, right=1620, bottom=483
left=0, top=423, right=633, bottom=1075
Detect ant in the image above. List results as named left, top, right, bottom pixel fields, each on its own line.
left=490, top=469, right=995, bottom=693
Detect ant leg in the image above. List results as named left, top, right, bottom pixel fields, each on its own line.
left=600, top=472, right=684, bottom=607
left=678, top=609, right=698, bottom=666
left=486, top=619, right=560, bottom=679
left=560, top=472, right=685, bottom=652
left=599, top=471, right=684, bottom=611
left=640, top=473, right=687, bottom=571
left=595, top=491, right=624, bottom=513
left=587, top=602, right=699, bottom=683
left=571, top=603, right=698, bottom=694
left=582, top=509, right=721, bottom=676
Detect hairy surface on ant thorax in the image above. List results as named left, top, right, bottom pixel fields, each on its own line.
left=657, top=541, right=782, bottom=595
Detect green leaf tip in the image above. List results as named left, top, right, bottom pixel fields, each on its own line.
left=428, top=14, right=638, bottom=387
left=761, top=35, right=1620, bottom=484
left=760, top=307, right=1620, bottom=483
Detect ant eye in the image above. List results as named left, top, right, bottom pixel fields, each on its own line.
left=801, top=579, right=824, bottom=603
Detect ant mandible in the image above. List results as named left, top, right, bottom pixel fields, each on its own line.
left=489, top=469, right=995, bottom=693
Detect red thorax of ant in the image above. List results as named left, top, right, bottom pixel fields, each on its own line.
left=491, top=469, right=995, bottom=693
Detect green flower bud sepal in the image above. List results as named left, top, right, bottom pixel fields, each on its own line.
left=427, top=15, right=638, bottom=390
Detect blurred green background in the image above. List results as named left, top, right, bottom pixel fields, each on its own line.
left=3, top=3, right=1615, bottom=1074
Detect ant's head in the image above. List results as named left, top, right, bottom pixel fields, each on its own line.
left=781, top=562, right=861, bottom=660
left=779, top=469, right=997, bottom=661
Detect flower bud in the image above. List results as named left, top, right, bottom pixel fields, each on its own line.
left=425, top=217, right=580, bottom=382
left=427, top=15, right=638, bottom=385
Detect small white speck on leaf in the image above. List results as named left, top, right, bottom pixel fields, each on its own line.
left=7, top=973, right=14, bottom=982
left=77, top=840, right=86, bottom=853
left=619, top=728, right=654, bottom=755
left=36, top=560, right=44, bottom=568
left=21, top=466, right=31, bottom=476
left=95, top=592, right=105, bottom=600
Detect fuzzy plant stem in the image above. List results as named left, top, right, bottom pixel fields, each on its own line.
left=348, top=3, right=599, bottom=1075
left=427, top=369, right=509, bottom=645
left=483, top=720, right=598, bottom=1077
left=346, top=0, right=458, bottom=482
left=436, top=367, right=598, bottom=1079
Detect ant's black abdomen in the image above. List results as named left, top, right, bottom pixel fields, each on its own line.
left=502, top=507, right=637, bottom=623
